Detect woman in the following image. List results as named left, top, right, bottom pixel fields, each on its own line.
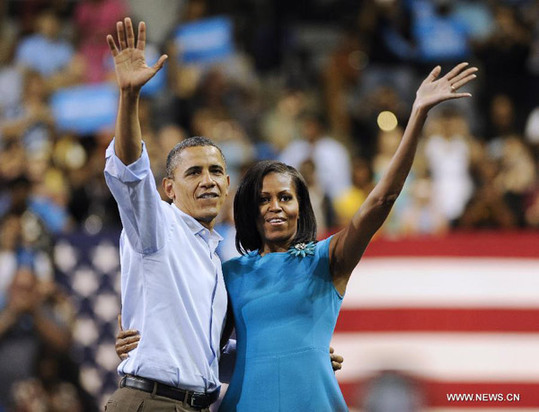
left=118, top=62, right=477, bottom=410
left=222, top=62, right=476, bottom=411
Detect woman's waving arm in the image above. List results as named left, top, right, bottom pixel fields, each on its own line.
left=330, top=63, right=478, bottom=295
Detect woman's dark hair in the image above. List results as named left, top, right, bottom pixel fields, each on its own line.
left=234, top=160, right=317, bottom=254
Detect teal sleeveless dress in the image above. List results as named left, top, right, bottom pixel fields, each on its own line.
left=219, top=237, right=348, bottom=411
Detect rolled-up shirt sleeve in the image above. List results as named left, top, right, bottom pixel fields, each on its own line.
left=104, top=139, right=165, bottom=254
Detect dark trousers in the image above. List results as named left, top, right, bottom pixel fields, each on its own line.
left=104, top=387, right=211, bottom=412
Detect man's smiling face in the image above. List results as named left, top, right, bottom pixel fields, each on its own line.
left=164, top=145, right=229, bottom=229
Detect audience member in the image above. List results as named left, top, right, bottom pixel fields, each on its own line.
left=299, top=158, right=336, bottom=235
left=423, top=107, right=480, bottom=226
left=458, top=155, right=517, bottom=229
left=280, top=112, right=352, bottom=200
left=15, top=8, right=82, bottom=91
left=0, top=70, right=53, bottom=154
left=0, top=264, right=73, bottom=409
left=73, top=0, right=129, bottom=83
left=494, top=135, right=536, bottom=227
left=333, top=156, right=374, bottom=228
left=473, top=4, right=532, bottom=117
left=400, top=174, right=449, bottom=236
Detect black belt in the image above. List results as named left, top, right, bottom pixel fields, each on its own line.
left=120, top=375, right=219, bottom=409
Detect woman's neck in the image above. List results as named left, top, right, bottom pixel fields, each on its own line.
left=260, top=240, right=292, bottom=256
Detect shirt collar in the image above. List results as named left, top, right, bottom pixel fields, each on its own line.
left=172, top=205, right=223, bottom=242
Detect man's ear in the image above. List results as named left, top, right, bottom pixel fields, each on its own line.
left=163, top=177, right=175, bottom=200
left=225, top=174, right=230, bottom=196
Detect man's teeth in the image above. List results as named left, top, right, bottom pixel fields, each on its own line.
left=200, top=193, right=217, bottom=199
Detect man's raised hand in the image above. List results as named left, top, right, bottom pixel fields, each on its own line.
left=106, top=17, right=167, bottom=92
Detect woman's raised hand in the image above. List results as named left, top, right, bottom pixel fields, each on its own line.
left=414, top=62, right=478, bottom=112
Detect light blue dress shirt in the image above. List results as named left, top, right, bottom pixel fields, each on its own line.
left=104, top=140, right=228, bottom=392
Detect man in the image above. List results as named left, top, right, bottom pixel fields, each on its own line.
left=104, top=18, right=342, bottom=411
left=104, top=17, right=229, bottom=411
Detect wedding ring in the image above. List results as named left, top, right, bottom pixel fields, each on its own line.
left=450, top=84, right=455, bottom=92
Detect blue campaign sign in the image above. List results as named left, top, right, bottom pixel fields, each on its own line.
left=51, top=84, right=118, bottom=135
left=174, top=16, right=234, bottom=64
left=411, top=0, right=471, bottom=62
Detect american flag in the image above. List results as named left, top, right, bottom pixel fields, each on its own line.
left=333, top=232, right=539, bottom=410
left=54, top=230, right=122, bottom=410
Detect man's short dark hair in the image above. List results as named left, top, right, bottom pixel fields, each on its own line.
left=234, top=160, right=317, bottom=255
left=165, top=136, right=226, bottom=178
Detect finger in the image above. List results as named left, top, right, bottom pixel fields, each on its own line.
left=451, top=73, right=478, bottom=90
left=117, top=334, right=141, bottom=345
left=424, top=65, right=441, bottom=83
left=331, top=354, right=344, bottom=362
left=152, top=54, right=168, bottom=73
left=115, top=339, right=138, bottom=351
left=137, top=21, right=146, bottom=51
left=106, top=35, right=119, bottom=57
left=446, top=92, right=472, bottom=100
left=444, top=62, right=469, bottom=81
left=120, top=354, right=127, bottom=360
left=332, top=362, right=342, bottom=370
left=117, top=329, right=139, bottom=339
left=125, top=17, right=135, bottom=49
left=127, top=336, right=141, bottom=345
left=116, top=331, right=140, bottom=344
left=329, top=346, right=334, bottom=354
left=116, top=341, right=139, bottom=354
left=117, top=21, right=127, bottom=50
left=449, top=67, right=478, bottom=85
left=117, top=314, right=123, bottom=331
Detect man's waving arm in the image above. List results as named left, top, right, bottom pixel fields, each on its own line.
left=106, top=17, right=167, bottom=165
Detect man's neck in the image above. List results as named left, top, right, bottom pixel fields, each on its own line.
left=174, top=203, right=216, bottom=231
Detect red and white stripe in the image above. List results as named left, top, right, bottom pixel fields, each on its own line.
left=333, top=232, right=539, bottom=410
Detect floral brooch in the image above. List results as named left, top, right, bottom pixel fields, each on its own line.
left=288, top=241, right=316, bottom=257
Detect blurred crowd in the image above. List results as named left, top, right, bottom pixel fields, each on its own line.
left=1, top=0, right=539, bottom=409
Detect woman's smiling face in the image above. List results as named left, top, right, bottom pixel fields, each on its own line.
left=256, top=172, right=300, bottom=254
